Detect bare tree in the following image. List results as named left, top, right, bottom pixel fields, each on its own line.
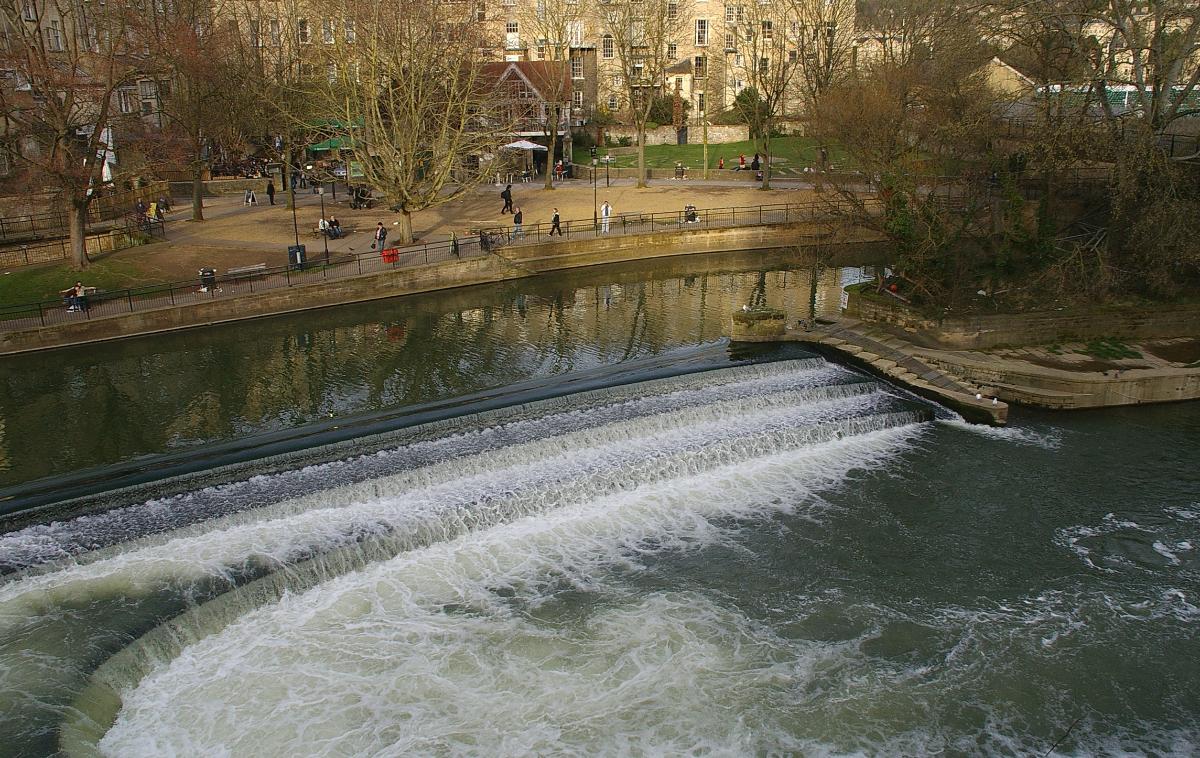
left=789, top=0, right=857, bottom=105
left=520, top=0, right=584, bottom=190
left=0, top=0, right=139, bottom=269
left=317, top=0, right=507, bottom=244
left=130, top=0, right=256, bottom=221
left=989, top=0, right=1200, bottom=298
left=595, top=0, right=691, bottom=188
left=234, top=0, right=326, bottom=214
left=729, top=0, right=804, bottom=189
left=809, top=2, right=998, bottom=305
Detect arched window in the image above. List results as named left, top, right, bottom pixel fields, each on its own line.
left=602, top=34, right=614, bottom=59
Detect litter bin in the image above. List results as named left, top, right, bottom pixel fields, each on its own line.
left=199, top=267, right=217, bottom=292
left=288, top=244, right=307, bottom=270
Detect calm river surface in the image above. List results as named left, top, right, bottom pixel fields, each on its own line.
left=0, top=249, right=1196, bottom=757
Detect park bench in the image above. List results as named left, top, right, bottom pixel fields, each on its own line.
left=226, top=263, right=267, bottom=279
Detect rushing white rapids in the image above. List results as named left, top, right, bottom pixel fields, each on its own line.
left=0, top=359, right=843, bottom=572
left=100, top=426, right=922, bottom=756
left=0, top=358, right=937, bottom=756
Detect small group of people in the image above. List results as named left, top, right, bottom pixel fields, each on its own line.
left=724, top=153, right=761, bottom=172
left=134, top=197, right=169, bottom=222
left=61, top=281, right=89, bottom=312
left=318, top=215, right=344, bottom=239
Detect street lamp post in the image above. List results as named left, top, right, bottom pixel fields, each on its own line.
left=606, top=154, right=610, bottom=188
left=592, top=158, right=598, bottom=229
left=317, top=186, right=329, bottom=264
left=290, top=187, right=300, bottom=249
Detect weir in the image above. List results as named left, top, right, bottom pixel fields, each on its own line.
left=0, top=358, right=935, bottom=755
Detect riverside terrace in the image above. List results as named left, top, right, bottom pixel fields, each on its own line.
left=0, top=199, right=879, bottom=335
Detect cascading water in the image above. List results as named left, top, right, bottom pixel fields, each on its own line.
left=2, top=353, right=1198, bottom=757
left=0, top=358, right=926, bottom=756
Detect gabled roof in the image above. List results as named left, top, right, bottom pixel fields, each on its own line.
left=483, top=61, right=571, bottom=102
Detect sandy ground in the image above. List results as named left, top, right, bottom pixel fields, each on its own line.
left=103, top=178, right=826, bottom=280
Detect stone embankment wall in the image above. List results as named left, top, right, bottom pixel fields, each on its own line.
left=0, top=222, right=885, bottom=354
left=917, top=352, right=1200, bottom=410
left=847, top=292, right=1200, bottom=349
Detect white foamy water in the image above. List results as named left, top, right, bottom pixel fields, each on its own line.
left=938, top=418, right=1064, bottom=449
left=101, top=427, right=920, bottom=757
left=0, top=360, right=849, bottom=571
left=0, top=382, right=895, bottom=617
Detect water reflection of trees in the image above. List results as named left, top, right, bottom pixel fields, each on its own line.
left=0, top=252, right=858, bottom=485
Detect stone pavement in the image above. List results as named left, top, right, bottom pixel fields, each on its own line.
left=119, top=179, right=826, bottom=281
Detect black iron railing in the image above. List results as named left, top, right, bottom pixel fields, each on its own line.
left=0, top=199, right=867, bottom=333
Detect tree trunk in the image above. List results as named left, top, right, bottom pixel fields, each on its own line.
left=761, top=123, right=772, bottom=191
left=636, top=125, right=647, bottom=188
left=191, top=164, right=205, bottom=221
left=544, top=103, right=557, bottom=191
left=396, top=208, right=414, bottom=245
left=68, top=199, right=89, bottom=271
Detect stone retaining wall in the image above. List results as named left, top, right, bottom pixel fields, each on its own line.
left=847, top=292, right=1200, bottom=349
left=0, top=222, right=884, bottom=354
left=604, top=124, right=750, bottom=146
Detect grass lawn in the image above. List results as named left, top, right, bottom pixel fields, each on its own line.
left=572, top=136, right=853, bottom=175
left=0, top=257, right=161, bottom=304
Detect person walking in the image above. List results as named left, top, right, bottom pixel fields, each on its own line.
left=372, top=221, right=387, bottom=250
left=266, top=179, right=276, bottom=205
left=513, top=206, right=524, bottom=238
left=500, top=184, right=513, bottom=214
left=549, top=207, right=562, bottom=236
left=718, top=157, right=725, bottom=170
left=600, top=200, right=612, bottom=234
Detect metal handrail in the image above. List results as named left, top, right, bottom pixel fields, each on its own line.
left=0, top=199, right=865, bottom=333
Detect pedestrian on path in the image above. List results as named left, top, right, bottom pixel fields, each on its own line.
left=513, top=206, right=524, bottom=238
left=500, top=184, right=513, bottom=214
left=718, top=157, right=725, bottom=170
left=372, top=221, right=387, bottom=250
left=244, top=187, right=257, bottom=206
left=600, top=200, right=612, bottom=234
left=266, top=180, right=276, bottom=205
left=549, top=208, right=562, bottom=236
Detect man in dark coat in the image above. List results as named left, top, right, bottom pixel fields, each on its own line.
left=500, top=184, right=513, bottom=214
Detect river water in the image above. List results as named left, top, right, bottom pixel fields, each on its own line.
left=0, top=250, right=1197, bottom=757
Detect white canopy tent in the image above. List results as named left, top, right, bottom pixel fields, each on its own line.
left=498, top=140, right=548, bottom=182
left=501, top=139, right=548, bottom=151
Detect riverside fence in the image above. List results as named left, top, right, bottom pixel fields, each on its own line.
left=0, top=199, right=869, bottom=333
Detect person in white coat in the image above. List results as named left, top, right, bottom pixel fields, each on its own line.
left=600, top=200, right=612, bottom=234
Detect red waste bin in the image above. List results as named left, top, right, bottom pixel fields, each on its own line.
left=381, top=248, right=399, bottom=264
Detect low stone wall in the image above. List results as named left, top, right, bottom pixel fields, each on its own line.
left=918, top=351, right=1200, bottom=409
left=846, top=291, right=1200, bottom=349
left=604, top=124, right=750, bottom=146
left=168, top=178, right=279, bottom=198
left=0, top=221, right=882, bottom=354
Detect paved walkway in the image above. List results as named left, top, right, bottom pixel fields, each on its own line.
left=101, top=179, right=828, bottom=281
